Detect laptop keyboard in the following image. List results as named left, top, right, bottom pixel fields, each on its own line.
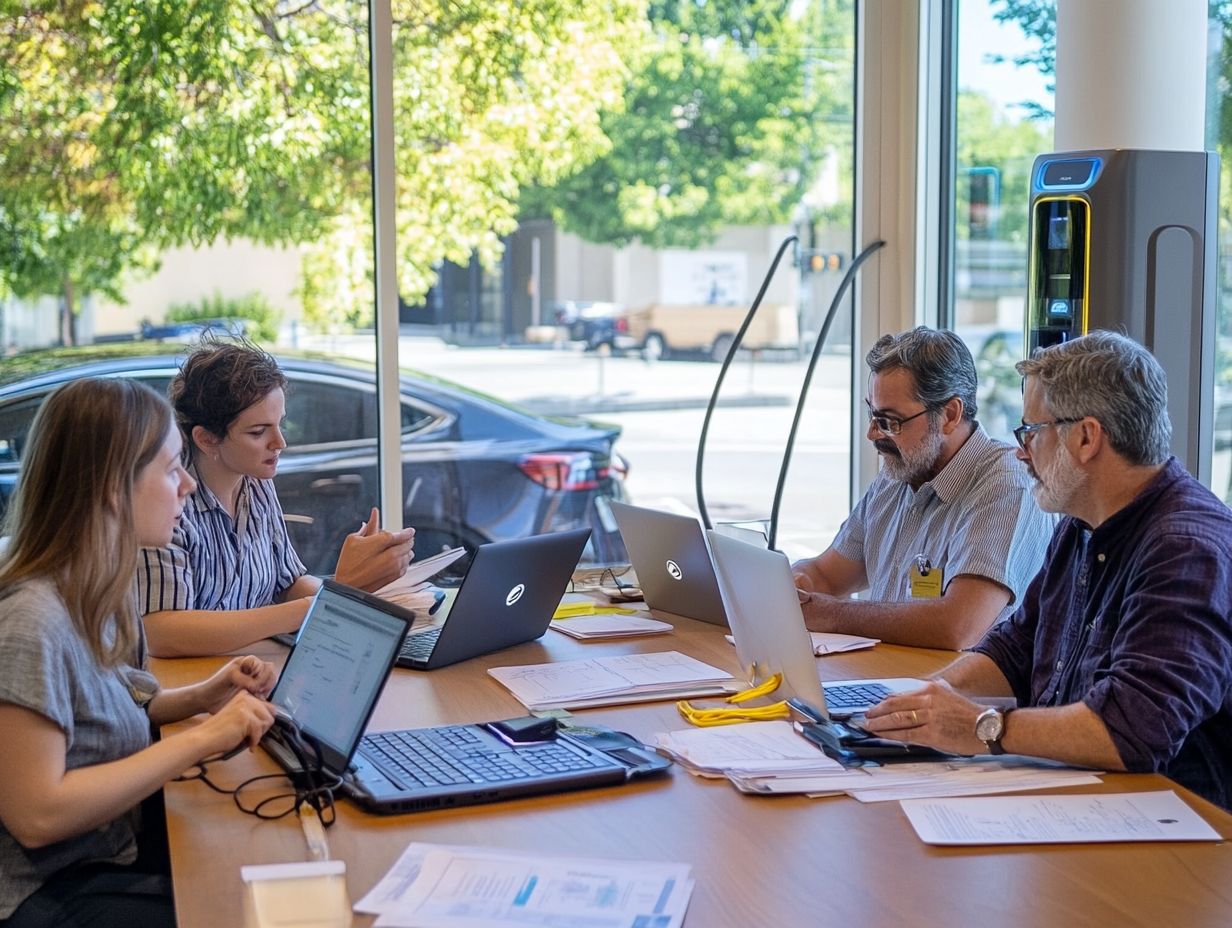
left=361, top=725, right=611, bottom=789
left=823, top=682, right=892, bottom=710
left=399, top=626, right=443, bottom=662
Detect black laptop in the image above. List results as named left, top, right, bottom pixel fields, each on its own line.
left=397, top=528, right=590, bottom=670
left=264, top=578, right=671, bottom=815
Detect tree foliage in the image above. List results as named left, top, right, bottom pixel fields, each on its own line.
left=520, top=0, right=853, bottom=248
left=0, top=0, right=645, bottom=339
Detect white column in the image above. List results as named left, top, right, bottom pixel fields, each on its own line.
left=1055, top=0, right=1207, bottom=151
left=853, top=0, right=931, bottom=497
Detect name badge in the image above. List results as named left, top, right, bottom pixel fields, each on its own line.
left=909, top=555, right=943, bottom=599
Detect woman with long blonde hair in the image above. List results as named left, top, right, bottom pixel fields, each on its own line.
left=0, top=378, right=276, bottom=927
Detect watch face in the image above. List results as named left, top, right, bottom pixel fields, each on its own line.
left=975, top=709, right=1003, bottom=743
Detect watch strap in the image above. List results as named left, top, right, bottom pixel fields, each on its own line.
left=988, top=706, right=1016, bottom=755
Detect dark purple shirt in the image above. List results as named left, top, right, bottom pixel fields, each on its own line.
left=974, top=458, right=1232, bottom=810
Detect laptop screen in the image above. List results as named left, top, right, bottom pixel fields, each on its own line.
left=270, top=582, right=409, bottom=770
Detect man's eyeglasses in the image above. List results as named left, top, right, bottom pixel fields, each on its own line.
left=1013, top=418, right=1082, bottom=450
left=865, top=403, right=933, bottom=436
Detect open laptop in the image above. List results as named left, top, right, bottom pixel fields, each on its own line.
left=609, top=500, right=728, bottom=626
left=705, top=530, right=923, bottom=718
left=397, top=528, right=590, bottom=669
left=264, top=578, right=670, bottom=815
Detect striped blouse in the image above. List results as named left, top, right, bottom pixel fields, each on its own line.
left=136, top=464, right=307, bottom=614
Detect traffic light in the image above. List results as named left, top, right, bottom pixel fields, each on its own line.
left=807, top=251, right=844, bottom=273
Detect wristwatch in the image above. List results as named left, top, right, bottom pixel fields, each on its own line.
left=974, top=706, right=1015, bottom=755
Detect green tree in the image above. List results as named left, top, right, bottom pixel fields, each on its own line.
left=955, top=91, right=1051, bottom=244
left=0, top=0, right=645, bottom=341
left=520, top=0, right=853, bottom=248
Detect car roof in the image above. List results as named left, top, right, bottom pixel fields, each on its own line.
left=0, top=342, right=618, bottom=442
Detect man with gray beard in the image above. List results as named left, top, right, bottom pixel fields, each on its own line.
left=793, top=327, right=1054, bottom=650
left=863, top=332, right=1232, bottom=811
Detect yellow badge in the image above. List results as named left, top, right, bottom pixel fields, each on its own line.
left=909, top=555, right=943, bottom=599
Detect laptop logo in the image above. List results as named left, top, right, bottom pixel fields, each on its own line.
left=666, top=559, right=683, bottom=581
left=505, top=583, right=526, bottom=606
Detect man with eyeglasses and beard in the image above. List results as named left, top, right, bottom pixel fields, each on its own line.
left=862, top=332, right=1232, bottom=811
left=793, top=326, right=1054, bottom=650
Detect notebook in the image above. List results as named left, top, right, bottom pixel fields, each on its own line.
left=264, top=578, right=671, bottom=816
left=704, top=531, right=923, bottom=719
left=609, top=501, right=728, bottom=626
left=398, top=528, right=590, bottom=670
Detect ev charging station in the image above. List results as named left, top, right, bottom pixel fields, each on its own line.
left=1026, top=148, right=1220, bottom=482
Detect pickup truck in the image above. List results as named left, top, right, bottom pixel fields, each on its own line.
left=621, top=303, right=800, bottom=361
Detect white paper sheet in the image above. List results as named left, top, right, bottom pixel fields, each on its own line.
left=357, top=843, right=693, bottom=928
left=549, top=615, right=673, bottom=639
left=375, top=547, right=467, bottom=597
left=901, top=790, right=1222, bottom=845
left=724, top=632, right=878, bottom=655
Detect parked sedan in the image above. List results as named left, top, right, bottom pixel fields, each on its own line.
left=0, top=345, right=629, bottom=578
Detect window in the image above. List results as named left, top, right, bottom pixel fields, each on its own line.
left=947, top=0, right=1055, bottom=440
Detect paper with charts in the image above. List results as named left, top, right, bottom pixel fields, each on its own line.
left=901, top=790, right=1221, bottom=846
left=488, top=650, right=741, bottom=710
left=356, top=842, right=693, bottom=928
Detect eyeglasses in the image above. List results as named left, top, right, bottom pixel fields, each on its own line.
left=1012, top=418, right=1082, bottom=450
left=865, top=403, right=933, bottom=436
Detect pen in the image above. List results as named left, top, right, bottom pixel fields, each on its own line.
left=428, top=589, right=446, bottom=615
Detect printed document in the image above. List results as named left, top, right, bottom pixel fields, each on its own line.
left=357, top=843, right=693, bottom=928
left=901, top=790, right=1222, bottom=845
left=489, top=651, right=740, bottom=710
left=375, top=547, right=467, bottom=598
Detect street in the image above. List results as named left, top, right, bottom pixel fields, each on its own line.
left=299, top=333, right=859, bottom=561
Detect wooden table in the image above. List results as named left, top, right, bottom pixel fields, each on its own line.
left=155, top=616, right=1232, bottom=928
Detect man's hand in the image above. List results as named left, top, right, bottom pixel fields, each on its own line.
left=797, top=589, right=840, bottom=633
left=334, top=507, right=416, bottom=592
left=861, top=680, right=987, bottom=755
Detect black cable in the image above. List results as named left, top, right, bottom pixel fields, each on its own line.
left=767, top=239, right=886, bottom=551
left=695, top=235, right=798, bottom=529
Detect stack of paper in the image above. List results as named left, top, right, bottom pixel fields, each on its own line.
left=651, top=723, right=1105, bottom=801
left=654, top=721, right=845, bottom=780
left=357, top=843, right=694, bottom=928
left=488, top=651, right=741, bottom=711
left=549, top=614, right=673, bottom=640
left=730, top=756, right=1103, bottom=801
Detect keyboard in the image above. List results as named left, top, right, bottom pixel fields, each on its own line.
left=399, top=626, right=442, bottom=662
left=823, top=681, right=892, bottom=710
left=360, top=725, right=611, bottom=789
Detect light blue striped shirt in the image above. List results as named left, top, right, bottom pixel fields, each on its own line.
left=831, top=425, right=1055, bottom=614
left=137, top=463, right=307, bottom=614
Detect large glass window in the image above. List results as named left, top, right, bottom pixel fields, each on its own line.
left=0, top=2, right=857, bottom=574
left=387, top=0, right=858, bottom=563
left=948, top=0, right=1055, bottom=440
left=1208, top=5, right=1232, bottom=502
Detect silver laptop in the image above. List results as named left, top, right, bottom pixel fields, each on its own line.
left=265, top=578, right=670, bottom=816
left=609, top=500, right=728, bottom=626
left=398, top=528, right=590, bottom=670
left=705, top=530, right=923, bottom=718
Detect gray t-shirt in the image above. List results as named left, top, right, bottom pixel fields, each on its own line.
left=831, top=426, right=1055, bottom=615
left=0, top=578, right=159, bottom=918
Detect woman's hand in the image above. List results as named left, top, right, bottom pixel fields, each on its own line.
left=193, top=692, right=277, bottom=759
left=335, top=507, right=416, bottom=592
left=195, top=655, right=277, bottom=716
